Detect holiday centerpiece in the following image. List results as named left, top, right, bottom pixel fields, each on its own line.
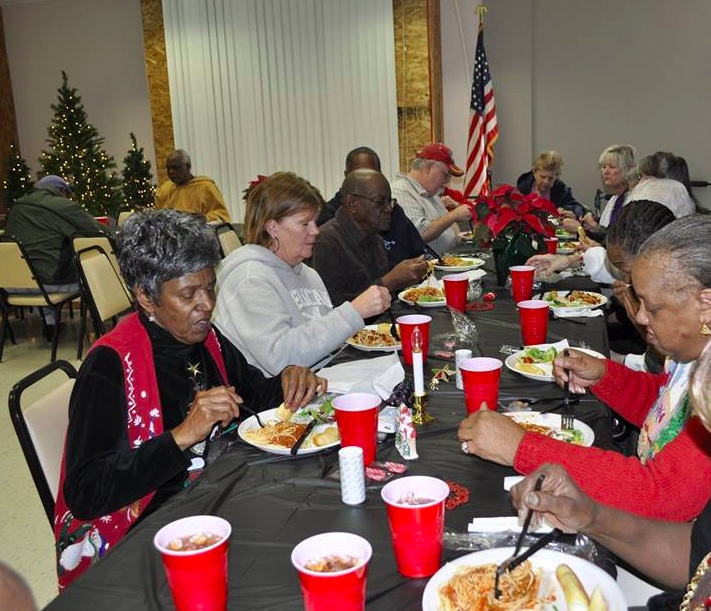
left=468, top=185, right=558, bottom=285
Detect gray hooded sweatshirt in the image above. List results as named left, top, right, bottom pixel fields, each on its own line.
left=213, top=244, right=363, bottom=375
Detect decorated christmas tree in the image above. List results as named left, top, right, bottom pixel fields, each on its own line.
left=2, top=141, right=34, bottom=208
left=38, top=71, right=122, bottom=217
left=121, top=133, right=155, bottom=209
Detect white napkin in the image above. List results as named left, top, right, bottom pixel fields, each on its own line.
left=319, top=353, right=404, bottom=397
left=554, top=308, right=603, bottom=318
left=465, top=268, right=486, bottom=282
left=468, top=516, right=552, bottom=534
left=503, top=475, right=524, bottom=491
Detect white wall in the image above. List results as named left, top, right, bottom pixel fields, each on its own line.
left=441, top=0, right=711, bottom=209
left=3, top=0, right=157, bottom=184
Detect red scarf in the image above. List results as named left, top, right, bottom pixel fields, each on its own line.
left=53, top=312, right=227, bottom=589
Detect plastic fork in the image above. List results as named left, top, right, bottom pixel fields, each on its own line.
left=561, top=349, right=574, bottom=430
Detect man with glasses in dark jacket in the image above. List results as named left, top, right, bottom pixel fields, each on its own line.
left=313, top=169, right=428, bottom=308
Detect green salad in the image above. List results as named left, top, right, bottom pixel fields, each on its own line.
left=521, top=346, right=558, bottom=363
left=417, top=294, right=444, bottom=303
left=296, top=394, right=335, bottom=423
left=551, top=428, right=585, bottom=445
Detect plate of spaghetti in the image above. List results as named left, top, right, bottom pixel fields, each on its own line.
left=399, top=286, right=446, bottom=307
left=238, top=407, right=340, bottom=455
left=422, top=547, right=626, bottom=611
left=504, top=411, right=594, bottom=447
left=346, top=324, right=401, bottom=352
left=434, top=255, right=485, bottom=272
left=538, top=290, right=608, bottom=310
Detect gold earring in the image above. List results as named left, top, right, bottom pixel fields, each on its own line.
left=701, top=322, right=711, bottom=336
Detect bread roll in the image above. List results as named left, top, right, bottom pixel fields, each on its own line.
left=313, top=427, right=340, bottom=446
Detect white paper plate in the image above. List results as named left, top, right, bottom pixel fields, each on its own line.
left=505, top=345, right=605, bottom=382
left=346, top=324, right=401, bottom=352
left=433, top=257, right=485, bottom=272
left=537, top=290, right=608, bottom=311
left=504, top=410, right=595, bottom=447
left=237, top=407, right=340, bottom=456
left=556, top=242, right=579, bottom=254
left=398, top=288, right=447, bottom=308
left=422, top=547, right=626, bottom=611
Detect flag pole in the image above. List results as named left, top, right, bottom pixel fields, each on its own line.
left=476, top=4, right=487, bottom=28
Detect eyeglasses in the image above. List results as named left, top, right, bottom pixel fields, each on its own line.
left=348, top=193, right=396, bottom=212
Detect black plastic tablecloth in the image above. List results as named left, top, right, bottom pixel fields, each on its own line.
left=45, top=263, right=614, bottom=611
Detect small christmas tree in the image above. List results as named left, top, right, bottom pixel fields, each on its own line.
left=2, top=142, right=34, bottom=208
left=38, top=71, right=122, bottom=217
left=121, top=133, right=155, bottom=209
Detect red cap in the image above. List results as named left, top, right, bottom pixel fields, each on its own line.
left=414, top=143, right=464, bottom=177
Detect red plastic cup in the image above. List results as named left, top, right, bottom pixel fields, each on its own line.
left=291, top=532, right=372, bottom=611
left=396, top=314, right=432, bottom=365
left=154, top=515, right=231, bottom=611
left=459, top=357, right=503, bottom=413
left=518, top=299, right=550, bottom=345
left=509, top=265, right=535, bottom=302
left=332, top=393, right=379, bottom=466
left=544, top=237, right=558, bottom=254
left=442, top=274, right=469, bottom=312
left=380, top=476, right=450, bottom=578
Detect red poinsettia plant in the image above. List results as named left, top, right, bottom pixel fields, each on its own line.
left=467, top=184, right=559, bottom=238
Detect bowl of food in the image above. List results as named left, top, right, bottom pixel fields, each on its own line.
left=399, top=286, right=447, bottom=307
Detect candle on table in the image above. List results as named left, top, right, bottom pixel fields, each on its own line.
left=412, top=326, right=424, bottom=395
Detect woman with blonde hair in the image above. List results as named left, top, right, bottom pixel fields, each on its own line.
left=563, top=144, right=636, bottom=239
left=516, top=150, right=585, bottom=218
left=214, top=172, right=390, bottom=375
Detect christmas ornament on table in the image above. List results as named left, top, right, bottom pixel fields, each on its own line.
left=38, top=71, right=122, bottom=218
left=121, top=133, right=155, bottom=210
left=467, top=185, right=559, bottom=286
left=2, top=141, right=34, bottom=209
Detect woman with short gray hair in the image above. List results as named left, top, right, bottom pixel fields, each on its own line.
left=53, top=209, right=324, bottom=588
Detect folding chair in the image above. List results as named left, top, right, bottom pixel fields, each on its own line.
left=74, top=245, right=134, bottom=359
left=71, top=231, right=123, bottom=282
left=8, top=359, right=77, bottom=526
left=117, top=209, right=135, bottom=227
left=214, top=222, right=242, bottom=258
left=0, top=236, right=82, bottom=362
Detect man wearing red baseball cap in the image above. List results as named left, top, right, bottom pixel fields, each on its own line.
left=391, top=143, right=471, bottom=254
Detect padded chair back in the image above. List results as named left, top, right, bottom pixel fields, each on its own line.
left=72, top=233, right=122, bottom=281
left=8, top=360, right=77, bottom=526
left=117, top=210, right=135, bottom=227
left=75, top=246, right=133, bottom=335
left=214, top=223, right=242, bottom=258
left=0, top=238, right=40, bottom=290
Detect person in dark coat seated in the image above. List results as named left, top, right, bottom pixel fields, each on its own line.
left=516, top=150, right=585, bottom=219
left=318, top=146, right=426, bottom=267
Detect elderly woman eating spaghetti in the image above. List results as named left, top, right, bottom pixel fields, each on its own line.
left=458, top=215, right=711, bottom=522
left=54, top=210, right=323, bottom=588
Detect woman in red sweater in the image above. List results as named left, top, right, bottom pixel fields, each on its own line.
left=458, top=214, right=711, bottom=521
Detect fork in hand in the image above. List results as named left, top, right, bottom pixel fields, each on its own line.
left=561, top=349, right=574, bottom=430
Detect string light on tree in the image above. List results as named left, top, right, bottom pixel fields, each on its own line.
left=2, top=142, right=34, bottom=209
left=121, top=133, right=155, bottom=209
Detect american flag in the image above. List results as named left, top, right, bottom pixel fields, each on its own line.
left=463, top=25, right=498, bottom=197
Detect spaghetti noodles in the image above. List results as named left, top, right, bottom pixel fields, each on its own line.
left=242, top=421, right=311, bottom=449
left=438, top=560, right=552, bottom=611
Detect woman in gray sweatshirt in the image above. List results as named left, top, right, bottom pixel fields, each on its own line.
left=214, top=172, right=390, bottom=376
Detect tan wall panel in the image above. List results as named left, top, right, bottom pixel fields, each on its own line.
left=140, top=0, right=174, bottom=186
left=393, top=0, right=441, bottom=173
